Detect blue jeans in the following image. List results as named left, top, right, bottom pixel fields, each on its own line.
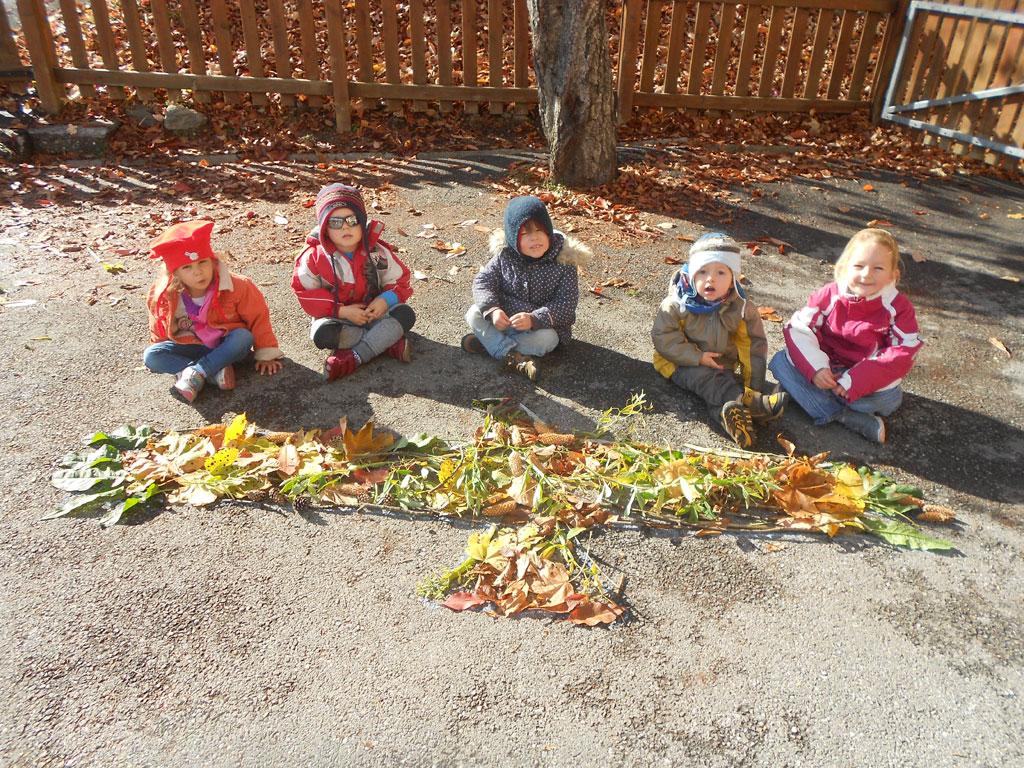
left=143, top=328, right=254, bottom=379
left=769, top=350, right=903, bottom=425
left=465, top=305, right=560, bottom=360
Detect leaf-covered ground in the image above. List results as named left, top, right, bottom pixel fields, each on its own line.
left=1, top=141, right=1023, bottom=765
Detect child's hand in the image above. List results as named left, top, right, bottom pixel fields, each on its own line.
left=255, top=359, right=283, bottom=376
left=509, top=312, right=533, bottom=331
left=699, top=352, right=724, bottom=370
left=365, top=297, right=389, bottom=320
left=491, top=309, right=511, bottom=330
left=813, top=368, right=837, bottom=389
left=338, top=303, right=370, bottom=325
left=832, top=384, right=848, bottom=399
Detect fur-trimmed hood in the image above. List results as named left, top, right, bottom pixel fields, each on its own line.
left=488, top=228, right=591, bottom=270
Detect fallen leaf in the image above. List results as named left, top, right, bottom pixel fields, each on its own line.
left=1001, top=275, right=1020, bottom=283
left=656, top=222, right=675, bottom=229
left=913, top=210, right=928, bottom=216
left=918, top=504, right=956, bottom=524
left=448, top=265, right=460, bottom=276
left=762, top=542, right=787, bottom=553
left=274, top=214, right=288, bottom=225
left=102, top=261, right=126, bottom=274
left=862, top=184, right=875, bottom=192
left=456, top=219, right=478, bottom=227
left=663, top=256, right=682, bottom=265
left=567, top=600, right=623, bottom=626
left=979, top=212, right=990, bottom=220
left=277, top=443, right=299, bottom=476
left=413, top=270, right=428, bottom=281
left=344, top=421, right=395, bottom=457
left=911, top=252, right=926, bottom=263
left=866, top=219, right=892, bottom=228
left=776, top=434, right=796, bottom=456
left=989, top=336, right=1011, bottom=358
left=837, top=205, right=851, bottom=213
left=758, top=306, right=783, bottom=322
left=1008, top=213, right=1024, bottom=220
left=473, top=225, right=491, bottom=234
left=442, top=592, right=488, bottom=612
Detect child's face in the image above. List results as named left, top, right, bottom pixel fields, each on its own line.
left=175, top=259, right=215, bottom=297
left=843, top=242, right=897, bottom=297
left=326, top=207, right=363, bottom=252
left=518, top=219, right=550, bottom=259
left=692, top=262, right=733, bottom=301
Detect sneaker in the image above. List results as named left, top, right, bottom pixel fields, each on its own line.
left=461, top=333, right=486, bottom=355
left=502, top=350, right=538, bottom=382
left=720, top=400, right=755, bottom=449
left=743, top=388, right=788, bottom=423
left=838, top=409, right=886, bottom=444
left=323, top=349, right=359, bottom=381
left=386, top=337, right=412, bottom=363
left=171, top=366, right=205, bottom=403
left=212, top=364, right=235, bottom=391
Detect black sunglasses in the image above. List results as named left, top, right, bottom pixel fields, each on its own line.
left=327, top=214, right=360, bottom=229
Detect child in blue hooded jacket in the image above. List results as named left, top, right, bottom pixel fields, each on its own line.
left=462, top=195, right=590, bottom=382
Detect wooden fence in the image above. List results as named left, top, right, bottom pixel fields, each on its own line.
left=4, top=0, right=901, bottom=130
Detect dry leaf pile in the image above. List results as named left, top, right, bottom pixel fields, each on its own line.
left=50, top=396, right=955, bottom=626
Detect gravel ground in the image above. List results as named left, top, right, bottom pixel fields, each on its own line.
left=1, top=150, right=1022, bottom=767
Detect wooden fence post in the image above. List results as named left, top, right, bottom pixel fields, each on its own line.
left=325, top=0, right=352, bottom=132
left=872, top=0, right=912, bottom=121
left=15, top=0, right=62, bottom=113
left=617, top=0, right=643, bottom=124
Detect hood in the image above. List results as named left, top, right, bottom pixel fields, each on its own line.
left=488, top=228, right=591, bottom=269
left=670, top=263, right=746, bottom=314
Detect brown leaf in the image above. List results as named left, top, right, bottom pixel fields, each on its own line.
left=777, top=434, right=796, bottom=456
left=567, top=599, right=624, bottom=626
left=344, top=421, right=395, bottom=457
left=866, top=219, right=892, bottom=228
left=442, top=592, right=489, bottom=612
left=277, top=443, right=299, bottom=476
left=988, top=337, right=1011, bottom=358
left=862, top=184, right=875, bottom=192
left=918, top=504, right=956, bottom=524
left=758, top=306, right=783, bottom=322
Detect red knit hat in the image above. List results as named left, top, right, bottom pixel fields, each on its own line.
left=149, top=220, right=216, bottom=273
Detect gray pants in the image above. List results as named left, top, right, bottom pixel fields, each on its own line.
left=310, top=304, right=415, bottom=364
left=670, top=365, right=743, bottom=417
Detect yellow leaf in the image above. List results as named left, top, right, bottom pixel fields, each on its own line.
left=224, top=413, right=248, bottom=446
left=343, top=421, right=394, bottom=457
left=438, top=458, right=455, bottom=485
left=204, top=448, right=238, bottom=475
left=1008, top=212, right=1024, bottom=220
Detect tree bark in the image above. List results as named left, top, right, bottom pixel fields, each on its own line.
left=526, top=0, right=617, bottom=188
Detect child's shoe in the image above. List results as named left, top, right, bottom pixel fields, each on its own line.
left=386, top=337, right=412, bottom=362
left=502, top=350, right=538, bottom=382
left=720, top=400, right=755, bottom=449
left=837, top=408, right=886, bottom=444
left=743, top=388, right=788, bottom=423
left=323, top=349, right=359, bottom=381
left=461, top=333, right=486, bottom=355
left=172, top=366, right=205, bottom=403
left=212, top=364, right=236, bottom=391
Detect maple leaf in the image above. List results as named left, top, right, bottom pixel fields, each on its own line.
left=442, top=592, right=488, bottom=612
left=568, top=599, right=624, bottom=626
left=343, top=421, right=395, bottom=457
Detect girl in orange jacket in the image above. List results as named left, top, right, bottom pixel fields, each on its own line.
left=144, top=219, right=283, bottom=403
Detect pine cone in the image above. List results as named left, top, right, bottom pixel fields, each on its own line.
left=918, top=503, right=956, bottom=524
left=538, top=433, right=575, bottom=447
left=483, top=500, right=519, bottom=517
left=508, top=452, right=525, bottom=477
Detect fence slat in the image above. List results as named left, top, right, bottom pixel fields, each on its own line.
left=89, top=0, right=126, bottom=100
left=711, top=4, right=738, bottom=96
left=410, top=0, right=428, bottom=111
left=847, top=11, right=882, bottom=99
left=758, top=6, right=787, bottom=97
left=180, top=0, right=210, bottom=103
left=688, top=2, right=714, bottom=95
left=0, top=1, right=21, bottom=72
left=297, top=0, right=323, bottom=107
left=617, top=0, right=644, bottom=121
left=663, top=0, right=690, bottom=95
left=639, top=1, right=664, bottom=93
left=463, top=0, right=479, bottom=114
left=803, top=9, right=834, bottom=98
left=513, top=0, right=530, bottom=115
left=825, top=10, right=856, bottom=100
left=488, top=0, right=503, bottom=113
left=952, top=14, right=1007, bottom=156
left=56, top=0, right=95, bottom=97
left=634, top=90, right=867, bottom=112
left=268, top=0, right=295, bottom=107
left=916, top=12, right=958, bottom=107
left=437, top=0, right=453, bottom=112
left=981, top=16, right=1024, bottom=162
left=351, top=0, right=374, bottom=82
left=905, top=7, right=944, bottom=102
left=781, top=8, right=810, bottom=98
left=15, top=0, right=61, bottom=112
left=734, top=5, right=762, bottom=97
left=119, top=0, right=154, bottom=102
left=381, top=1, right=403, bottom=112
left=325, top=0, right=352, bottom=131
left=237, top=2, right=267, bottom=105
left=210, top=0, right=239, bottom=104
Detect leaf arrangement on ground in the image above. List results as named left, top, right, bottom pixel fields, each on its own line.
left=49, top=397, right=956, bottom=626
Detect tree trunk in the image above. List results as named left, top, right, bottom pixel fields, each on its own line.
left=526, top=0, right=617, bottom=188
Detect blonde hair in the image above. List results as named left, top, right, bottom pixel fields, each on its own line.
left=834, top=228, right=900, bottom=285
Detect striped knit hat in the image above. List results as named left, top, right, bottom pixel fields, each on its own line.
left=688, top=232, right=742, bottom=276
left=315, top=183, right=367, bottom=244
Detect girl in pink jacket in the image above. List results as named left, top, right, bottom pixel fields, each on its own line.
left=769, top=228, right=923, bottom=444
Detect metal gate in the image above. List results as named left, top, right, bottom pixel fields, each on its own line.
left=880, top=0, right=1024, bottom=160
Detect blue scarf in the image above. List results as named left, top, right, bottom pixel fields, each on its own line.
left=674, top=264, right=746, bottom=314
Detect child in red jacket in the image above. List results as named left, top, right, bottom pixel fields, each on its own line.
left=144, top=220, right=283, bottom=403
left=769, top=228, right=922, bottom=443
left=292, top=183, right=415, bottom=380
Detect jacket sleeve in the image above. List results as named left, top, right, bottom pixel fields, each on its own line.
left=291, top=244, right=338, bottom=319
left=147, top=282, right=169, bottom=342
left=234, top=278, right=283, bottom=361
left=374, top=241, right=413, bottom=306
left=839, top=294, right=923, bottom=402
left=652, top=298, right=702, bottom=368
left=783, top=283, right=835, bottom=382
left=738, top=301, right=768, bottom=391
left=472, top=254, right=504, bottom=316
left=530, top=264, right=579, bottom=329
